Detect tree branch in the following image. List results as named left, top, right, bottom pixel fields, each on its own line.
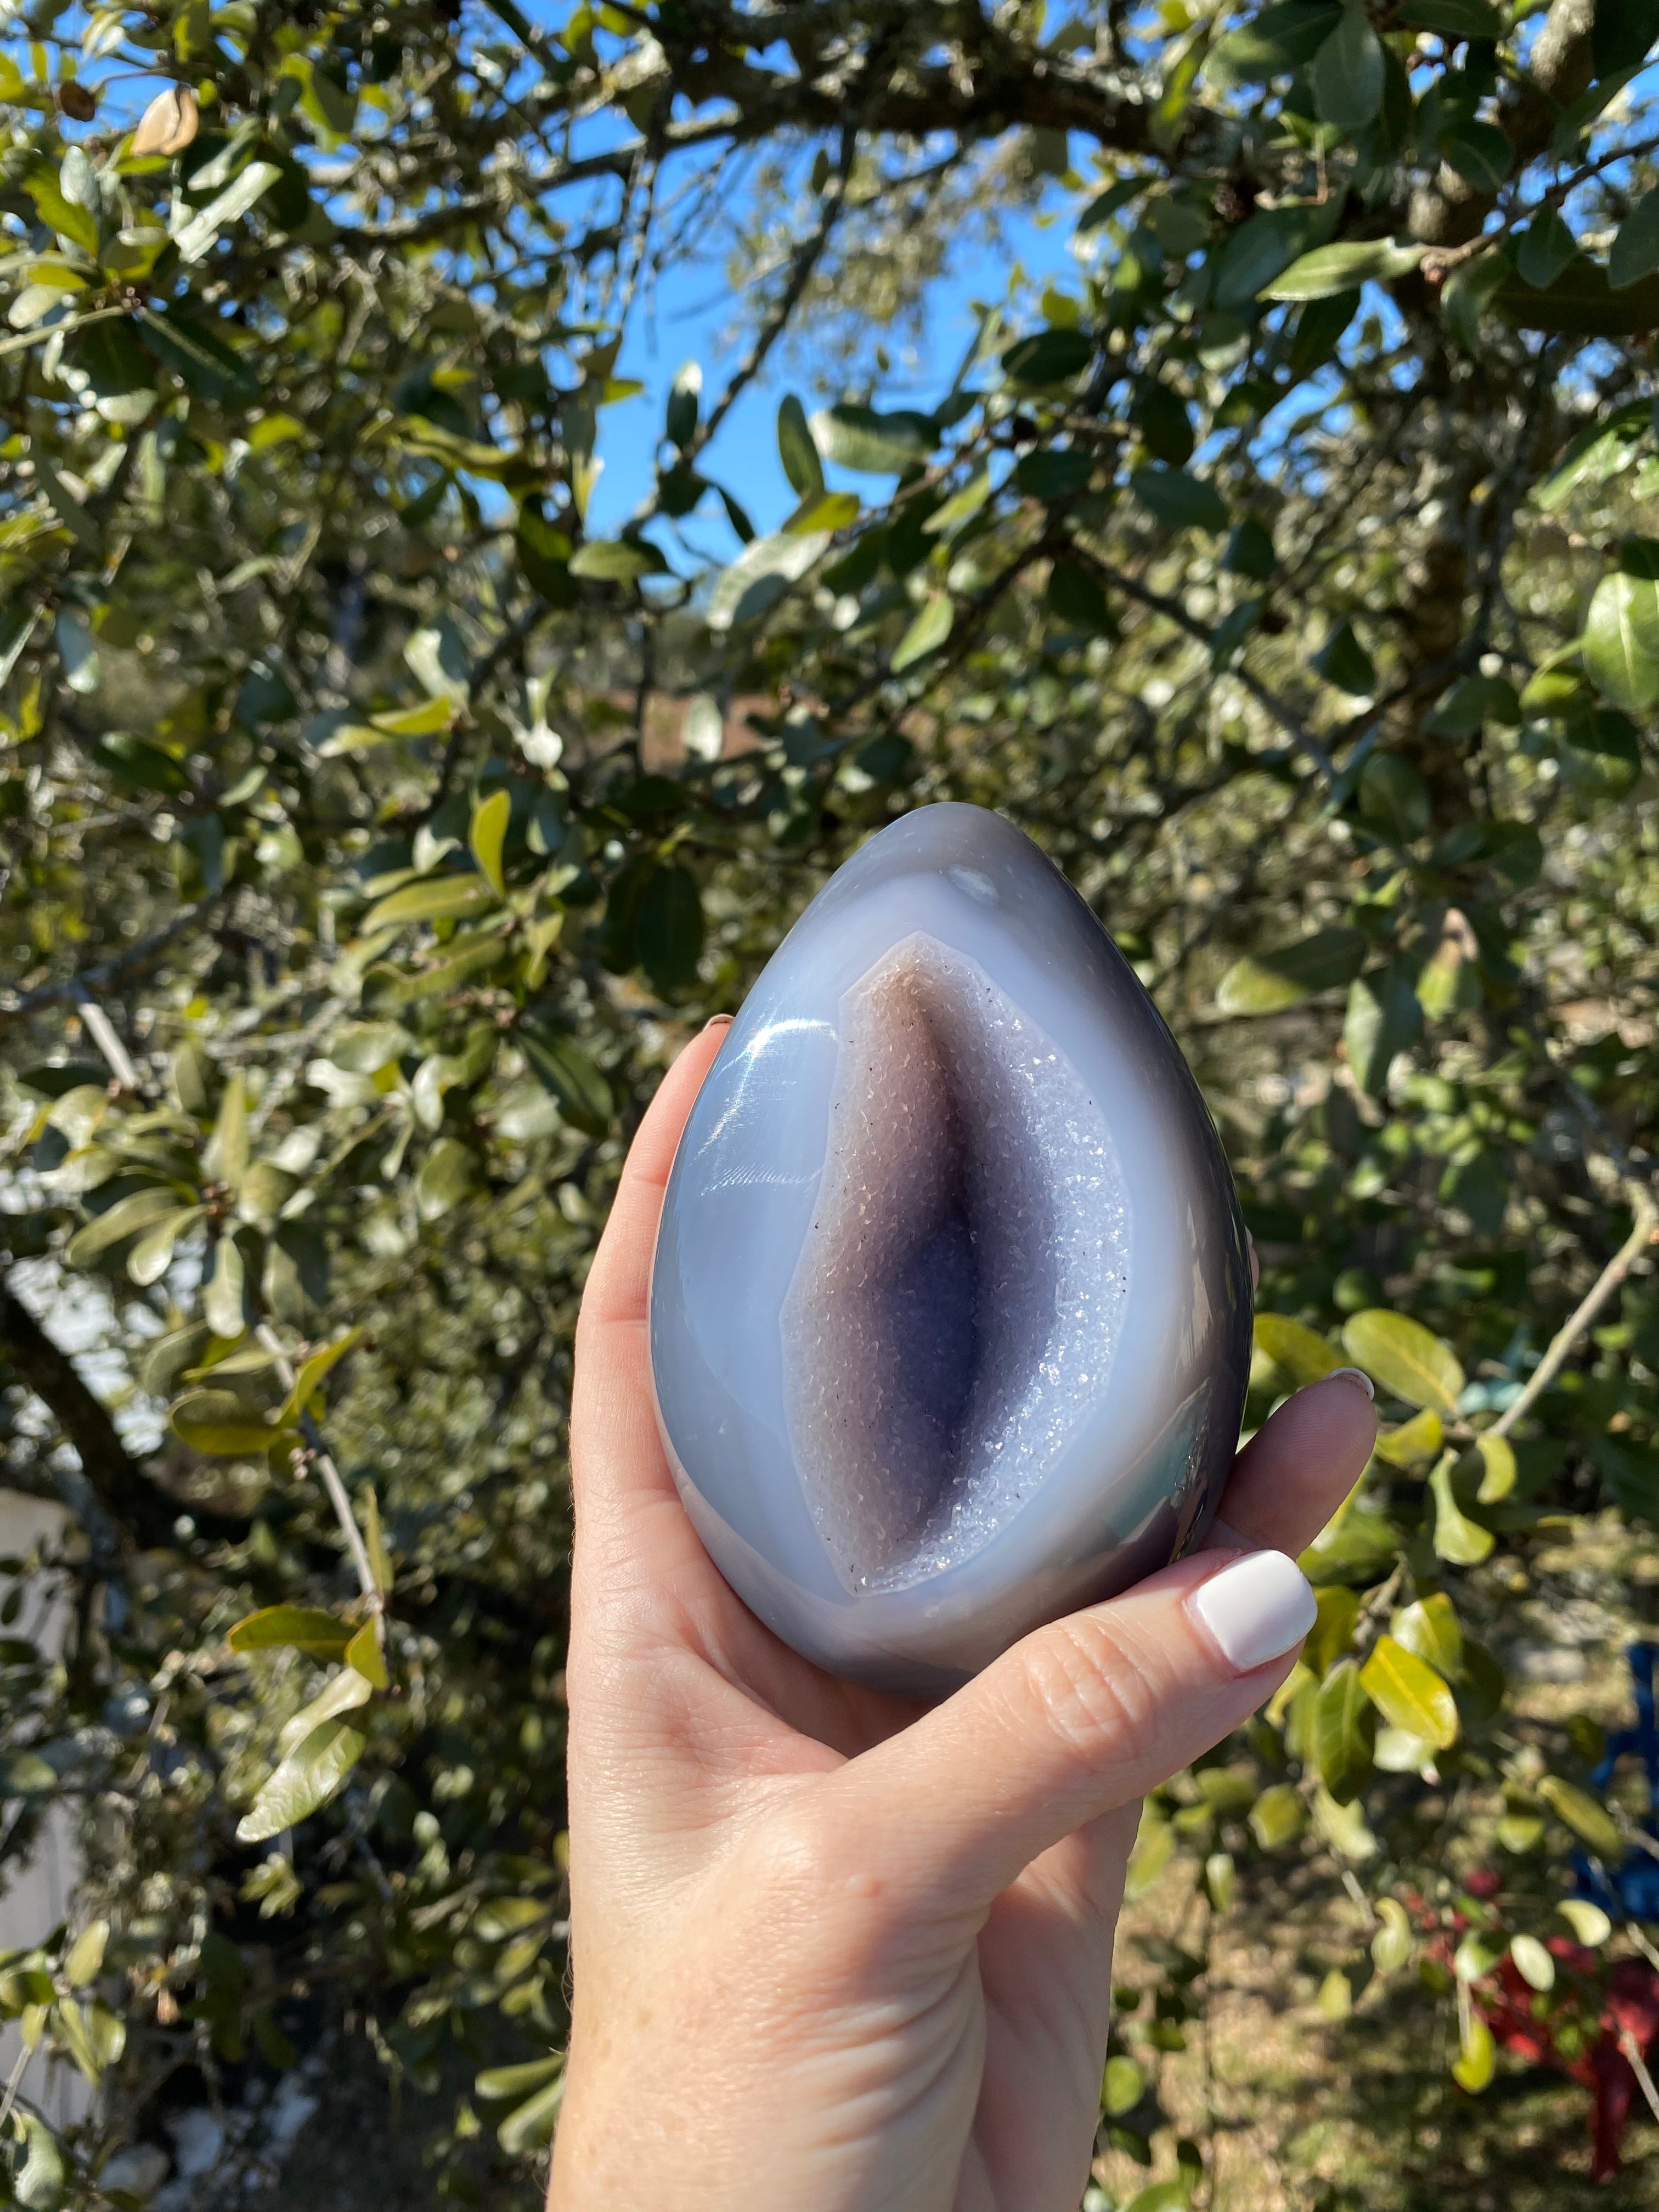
left=0, top=1278, right=181, bottom=1551
left=0, top=894, right=225, bottom=1029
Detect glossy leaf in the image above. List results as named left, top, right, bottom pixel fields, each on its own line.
left=1358, top=1635, right=1459, bottom=1750
left=1341, top=1310, right=1465, bottom=1414
left=235, top=1716, right=367, bottom=1843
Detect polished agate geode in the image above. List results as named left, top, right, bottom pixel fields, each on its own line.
left=650, top=804, right=1251, bottom=1695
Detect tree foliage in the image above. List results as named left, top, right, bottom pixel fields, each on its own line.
left=2, top=0, right=1659, bottom=2198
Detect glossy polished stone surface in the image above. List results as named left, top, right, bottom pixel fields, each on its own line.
left=650, top=804, right=1251, bottom=1695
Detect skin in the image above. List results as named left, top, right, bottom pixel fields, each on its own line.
left=549, top=1017, right=1376, bottom=2212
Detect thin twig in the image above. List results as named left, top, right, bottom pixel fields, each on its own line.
left=253, top=1325, right=382, bottom=1634
left=0, top=2040, right=33, bottom=2133
left=1621, top=2030, right=1659, bottom=2129
left=1488, top=1187, right=1659, bottom=1441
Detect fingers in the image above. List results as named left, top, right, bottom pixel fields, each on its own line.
left=1210, top=1369, right=1376, bottom=1556
left=578, top=1018, right=730, bottom=1335
left=571, top=1019, right=729, bottom=1540
left=828, top=1544, right=1316, bottom=1915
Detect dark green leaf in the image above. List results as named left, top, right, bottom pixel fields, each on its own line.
left=1217, top=927, right=1367, bottom=1013
left=1207, top=1, right=1341, bottom=83
left=1000, top=328, right=1094, bottom=385
left=777, top=394, right=824, bottom=502
left=136, top=304, right=260, bottom=405
left=634, top=865, right=704, bottom=995
left=811, top=404, right=935, bottom=473
left=1129, top=467, right=1228, bottom=532
left=1312, top=7, right=1384, bottom=130
left=520, top=1031, right=612, bottom=1136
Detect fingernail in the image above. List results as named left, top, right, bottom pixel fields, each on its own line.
left=1326, top=1366, right=1375, bottom=1401
left=703, top=1013, right=733, bottom=1032
left=1188, top=1550, right=1316, bottom=1674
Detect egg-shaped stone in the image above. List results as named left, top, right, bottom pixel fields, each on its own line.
left=650, top=803, right=1251, bottom=1695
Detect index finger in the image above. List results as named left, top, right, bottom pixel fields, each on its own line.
left=577, top=1015, right=731, bottom=1336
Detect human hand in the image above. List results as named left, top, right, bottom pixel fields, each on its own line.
left=549, top=1018, right=1376, bottom=2212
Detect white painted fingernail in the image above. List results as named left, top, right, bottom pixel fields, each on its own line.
left=1327, top=1366, right=1375, bottom=1400
left=1188, top=1551, right=1316, bottom=1674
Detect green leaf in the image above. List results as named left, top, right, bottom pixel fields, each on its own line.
left=1372, top=1898, right=1412, bottom=1973
left=1534, top=400, right=1649, bottom=510
left=95, top=733, right=192, bottom=794
left=1266, top=239, right=1425, bottom=302
left=202, top=1068, right=249, bottom=1186
left=811, top=404, right=935, bottom=474
left=13, top=2112, right=65, bottom=2210
left=172, top=1389, right=292, bottom=1457
left=1313, top=1660, right=1376, bottom=1803
left=892, top=592, right=955, bottom=672
left=476, top=2055, right=563, bottom=2103
left=1358, top=752, right=1431, bottom=840
left=227, top=1605, right=354, bottom=1658
left=1129, top=467, right=1228, bottom=532
left=24, top=161, right=97, bottom=256
left=496, top=2074, right=565, bottom=2154
left=345, top=1620, right=388, bottom=1689
left=137, top=303, right=260, bottom=405
left=1248, top=1781, right=1307, bottom=1850
left=1342, top=965, right=1422, bottom=1094
left=1103, top=2053, right=1146, bottom=2115
left=1125, top=1816, right=1176, bottom=1906
left=63, top=1920, right=108, bottom=1991
left=235, top=1716, right=366, bottom=1843
left=1207, top=1, right=1341, bottom=83
left=1311, top=5, right=1384, bottom=130
left=363, top=874, right=496, bottom=933
left=1313, top=620, right=1376, bottom=695
left=276, top=1663, right=373, bottom=1754
left=1000, top=328, right=1094, bottom=385
left=519, top=1031, right=611, bottom=1136
left=1475, top=1433, right=1516, bottom=1503
left=1217, top=928, right=1367, bottom=1015
left=469, top=788, right=511, bottom=897
left=1559, top=1898, right=1612, bottom=1945
left=1494, top=258, right=1659, bottom=337
left=1212, top=206, right=1316, bottom=306
left=707, top=528, right=832, bottom=630
left=1584, top=568, right=1659, bottom=712
left=635, top=864, right=704, bottom=995
left=172, top=158, right=280, bottom=263
left=1392, top=1592, right=1463, bottom=1678
left=1358, top=1635, right=1458, bottom=1749
left=1537, top=1774, right=1620, bottom=1858
left=1452, top=2012, right=1495, bottom=2094
left=665, top=359, right=700, bottom=448
left=1610, top=188, right=1659, bottom=292
left=276, top=1328, right=363, bottom=1427
left=203, top=1229, right=246, bottom=1339
left=1439, top=118, right=1511, bottom=191
left=924, top=470, right=993, bottom=536
left=776, top=393, right=824, bottom=502
left=1341, top=1310, right=1464, bottom=1414
left=568, top=537, right=668, bottom=582
left=66, top=1187, right=184, bottom=1265
left=0, top=1752, right=60, bottom=1798
left=1399, top=0, right=1502, bottom=28
left=1594, top=0, right=1659, bottom=73
left=1373, top=1407, right=1443, bottom=1467
left=1123, top=2185, right=1188, bottom=2212
left=1510, top=1934, right=1555, bottom=1992
left=1254, top=1313, right=1341, bottom=1386
left=416, top=1137, right=475, bottom=1221
left=1516, top=209, right=1579, bottom=291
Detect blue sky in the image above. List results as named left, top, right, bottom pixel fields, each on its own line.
left=584, top=190, right=1087, bottom=546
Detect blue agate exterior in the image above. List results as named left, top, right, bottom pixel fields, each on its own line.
left=649, top=803, right=1252, bottom=1696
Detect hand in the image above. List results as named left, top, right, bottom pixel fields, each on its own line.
left=549, top=1019, right=1375, bottom=2212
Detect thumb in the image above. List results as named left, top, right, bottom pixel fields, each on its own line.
left=826, top=1548, right=1316, bottom=1916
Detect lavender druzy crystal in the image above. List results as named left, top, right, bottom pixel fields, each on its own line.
left=649, top=804, right=1251, bottom=1695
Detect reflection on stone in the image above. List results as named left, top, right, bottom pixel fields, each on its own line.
left=651, top=804, right=1251, bottom=1695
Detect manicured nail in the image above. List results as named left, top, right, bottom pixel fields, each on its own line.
left=1188, top=1550, right=1316, bottom=1673
left=1327, top=1365, right=1375, bottom=1401
left=703, top=1013, right=733, bottom=1032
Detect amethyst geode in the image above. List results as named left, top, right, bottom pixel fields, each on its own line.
left=649, top=804, right=1251, bottom=1694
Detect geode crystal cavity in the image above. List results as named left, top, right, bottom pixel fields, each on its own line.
left=650, top=804, right=1251, bottom=1694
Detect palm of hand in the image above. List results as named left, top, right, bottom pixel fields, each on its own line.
left=551, top=1024, right=1373, bottom=2212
